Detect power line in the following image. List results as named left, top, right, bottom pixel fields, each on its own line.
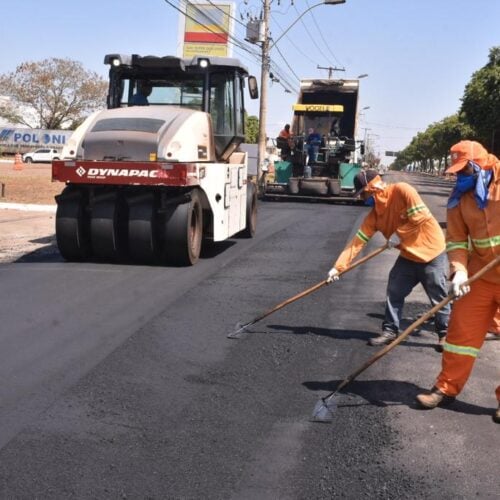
left=292, top=4, right=337, bottom=69
left=164, top=0, right=260, bottom=60
left=165, top=0, right=297, bottom=93
left=205, top=0, right=247, bottom=28
left=270, top=13, right=321, bottom=70
left=273, top=44, right=300, bottom=83
left=304, top=0, right=344, bottom=68
left=268, top=56, right=298, bottom=91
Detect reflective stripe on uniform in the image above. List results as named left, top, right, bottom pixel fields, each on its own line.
left=471, top=235, right=500, bottom=249
left=356, top=229, right=370, bottom=243
left=443, top=341, right=479, bottom=358
left=407, top=204, right=427, bottom=216
left=446, top=241, right=468, bottom=251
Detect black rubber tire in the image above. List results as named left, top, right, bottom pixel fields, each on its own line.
left=241, top=182, right=257, bottom=238
left=163, top=190, right=203, bottom=266
left=25, top=157, right=32, bottom=163
left=300, top=179, right=329, bottom=196
left=328, top=179, right=341, bottom=195
left=288, top=178, right=299, bottom=194
left=55, top=188, right=91, bottom=261
left=128, top=195, right=161, bottom=264
left=90, top=193, right=128, bottom=262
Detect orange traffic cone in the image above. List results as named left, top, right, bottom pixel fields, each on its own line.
left=13, top=152, right=23, bottom=171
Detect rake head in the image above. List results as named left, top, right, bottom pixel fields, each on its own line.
left=311, top=396, right=337, bottom=422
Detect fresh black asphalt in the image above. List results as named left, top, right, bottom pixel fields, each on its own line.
left=0, top=172, right=498, bottom=498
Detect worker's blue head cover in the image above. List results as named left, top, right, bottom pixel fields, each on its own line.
left=447, top=161, right=492, bottom=210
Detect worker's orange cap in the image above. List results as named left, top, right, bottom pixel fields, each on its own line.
left=446, top=140, right=489, bottom=173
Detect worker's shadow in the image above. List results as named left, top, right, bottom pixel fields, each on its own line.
left=266, top=324, right=372, bottom=342
left=265, top=324, right=438, bottom=349
left=303, top=379, right=493, bottom=416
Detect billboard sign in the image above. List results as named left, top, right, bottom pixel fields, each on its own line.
left=0, top=127, right=72, bottom=150
left=178, top=1, right=234, bottom=58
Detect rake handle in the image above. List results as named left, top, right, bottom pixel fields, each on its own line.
left=328, top=254, right=500, bottom=399
left=248, top=242, right=390, bottom=328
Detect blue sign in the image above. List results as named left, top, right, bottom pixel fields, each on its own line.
left=0, top=127, right=72, bottom=148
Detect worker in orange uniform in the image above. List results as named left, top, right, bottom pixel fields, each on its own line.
left=416, top=140, right=500, bottom=424
left=327, top=169, right=450, bottom=348
left=277, top=124, right=294, bottom=160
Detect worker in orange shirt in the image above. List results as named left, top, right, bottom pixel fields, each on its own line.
left=327, top=169, right=450, bottom=349
left=277, top=124, right=294, bottom=160
left=416, top=140, right=500, bottom=424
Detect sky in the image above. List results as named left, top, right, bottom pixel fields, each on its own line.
left=0, top=0, right=498, bottom=165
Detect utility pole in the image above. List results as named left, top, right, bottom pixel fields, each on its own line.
left=257, top=0, right=271, bottom=193
left=316, top=65, right=345, bottom=79
left=362, top=127, right=370, bottom=163
left=251, top=0, right=347, bottom=191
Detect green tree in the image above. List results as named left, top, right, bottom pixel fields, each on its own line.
left=461, top=46, right=500, bottom=156
left=392, top=115, right=473, bottom=173
left=0, top=58, right=107, bottom=130
left=428, top=115, right=473, bottom=172
left=245, top=114, right=259, bottom=143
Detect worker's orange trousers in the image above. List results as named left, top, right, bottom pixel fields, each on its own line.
left=436, top=278, right=500, bottom=402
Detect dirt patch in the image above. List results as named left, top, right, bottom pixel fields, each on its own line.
left=0, top=161, right=63, bottom=205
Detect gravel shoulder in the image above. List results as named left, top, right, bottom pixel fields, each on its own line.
left=0, top=209, right=56, bottom=263
left=0, top=160, right=59, bottom=263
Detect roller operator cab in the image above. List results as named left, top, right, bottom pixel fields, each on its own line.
left=265, top=78, right=363, bottom=203
left=52, top=54, right=259, bottom=266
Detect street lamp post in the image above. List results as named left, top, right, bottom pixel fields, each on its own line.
left=256, top=0, right=347, bottom=193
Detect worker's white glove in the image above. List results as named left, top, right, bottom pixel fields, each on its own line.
left=326, top=267, right=340, bottom=284
left=450, top=270, right=470, bottom=298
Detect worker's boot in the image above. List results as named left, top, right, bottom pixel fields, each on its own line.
left=435, top=335, right=446, bottom=353
left=485, top=332, right=500, bottom=340
left=493, top=404, right=500, bottom=424
left=369, top=330, right=397, bottom=346
left=416, top=387, right=454, bottom=409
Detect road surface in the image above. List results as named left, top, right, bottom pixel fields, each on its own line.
left=0, top=171, right=498, bottom=498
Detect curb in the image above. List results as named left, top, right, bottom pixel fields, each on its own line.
left=0, top=202, right=56, bottom=213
